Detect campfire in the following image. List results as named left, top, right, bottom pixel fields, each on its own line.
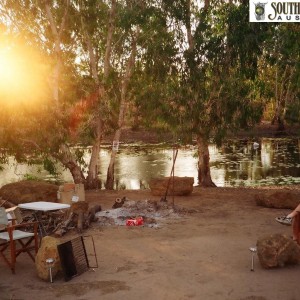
left=96, top=198, right=188, bottom=228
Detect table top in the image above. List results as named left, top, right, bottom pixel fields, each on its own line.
left=18, top=201, right=70, bottom=212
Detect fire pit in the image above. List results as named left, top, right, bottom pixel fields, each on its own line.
left=96, top=199, right=185, bottom=228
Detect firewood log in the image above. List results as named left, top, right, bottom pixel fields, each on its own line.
left=53, top=204, right=101, bottom=236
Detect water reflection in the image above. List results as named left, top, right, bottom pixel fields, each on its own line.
left=1, top=138, right=300, bottom=189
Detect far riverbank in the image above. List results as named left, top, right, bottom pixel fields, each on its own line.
left=105, top=122, right=300, bottom=145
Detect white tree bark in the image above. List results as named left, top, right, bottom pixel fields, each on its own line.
left=104, top=0, right=116, bottom=79
left=185, top=0, right=215, bottom=187
left=105, top=30, right=138, bottom=189
left=81, top=0, right=116, bottom=188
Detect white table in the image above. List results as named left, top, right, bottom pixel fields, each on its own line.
left=19, top=202, right=70, bottom=212
left=18, top=202, right=70, bottom=237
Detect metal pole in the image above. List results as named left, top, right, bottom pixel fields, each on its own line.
left=46, top=258, right=55, bottom=283
left=161, top=146, right=178, bottom=203
left=249, top=247, right=257, bottom=272
left=172, top=146, right=175, bottom=207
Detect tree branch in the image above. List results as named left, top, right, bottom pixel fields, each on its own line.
left=44, top=0, right=70, bottom=44
left=44, top=0, right=59, bottom=39
left=80, top=17, right=99, bottom=85
left=104, top=0, right=117, bottom=79
left=58, top=0, right=70, bottom=39
left=19, top=139, right=42, bottom=151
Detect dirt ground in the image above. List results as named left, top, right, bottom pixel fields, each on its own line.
left=1, top=186, right=300, bottom=300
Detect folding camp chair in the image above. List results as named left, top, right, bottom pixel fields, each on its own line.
left=0, top=207, right=38, bottom=274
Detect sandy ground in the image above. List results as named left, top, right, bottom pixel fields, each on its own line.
left=1, top=186, right=300, bottom=300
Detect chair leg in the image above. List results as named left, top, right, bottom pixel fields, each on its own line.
left=9, top=239, right=16, bottom=274
left=0, top=243, right=14, bottom=273
left=16, top=238, right=36, bottom=262
left=1, top=221, right=39, bottom=273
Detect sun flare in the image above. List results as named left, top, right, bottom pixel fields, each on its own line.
left=0, top=50, right=18, bottom=83
left=0, top=44, right=49, bottom=106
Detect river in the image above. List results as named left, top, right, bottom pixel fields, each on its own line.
left=1, top=138, right=300, bottom=189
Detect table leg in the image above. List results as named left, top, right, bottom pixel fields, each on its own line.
left=33, top=211, right=47, bottom=239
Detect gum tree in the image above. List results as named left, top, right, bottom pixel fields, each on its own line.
left=0, top=0, right=177, bottom=189
left=160, top=0, right=266, bottom=186
left=105, top=1, right=178, bottom=189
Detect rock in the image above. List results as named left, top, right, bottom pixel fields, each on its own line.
left=35, top=236, right=61, bottom=281
left=149, top=177, right=194, bottom=196
left=257, top=233, right=300, bottom=269
left=0, top=181, right=59, bottom=205
left=254, top=191, right=300, bottom=209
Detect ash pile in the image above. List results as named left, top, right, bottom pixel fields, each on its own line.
left=96, top=197, right=190, bottom=228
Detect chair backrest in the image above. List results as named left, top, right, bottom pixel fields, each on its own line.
left=0, top=207, right=8, bottom=230
left=5, top=207, right=23, bottom=224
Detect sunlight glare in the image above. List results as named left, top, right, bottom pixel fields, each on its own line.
left=0, top=44, right=49, bottom=106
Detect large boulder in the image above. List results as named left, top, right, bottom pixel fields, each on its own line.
left=254, top=190, right=299, bottom=209
left=0, top=181, right=59, bottom=205
left=149, top=176, right=194, bottom=196
left=35, top=236, right=62, bottom=281
left=257, top=233, right=300, bottom=269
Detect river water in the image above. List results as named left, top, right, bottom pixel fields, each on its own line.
left=1, top=138, right=300, bottom=189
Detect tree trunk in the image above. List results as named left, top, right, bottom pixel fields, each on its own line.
left=184, top=5, right=214, bottom=187
left=105, top=30, right=138, bottom=190
left=86, top=119, right=102, bottom=189
left=197, top=135, right=216, bottom=187
left=186, top=0, right=194, bottom=51
left=105, top=129, right=121, bottom=190
left=82, top=31, right=102, bottom=189
left=104, top=0, right=116, bottom=78
left=272, top=64, right=285, bottom=131
left=86, top=139, right=101, bottom=189
left=44, top=1, right=87, bottom=186
left=57, top=144, right=86, bottom=184
left=44, top=0, right=70, bottom=103
left=79, top=0, right=117, bottom=189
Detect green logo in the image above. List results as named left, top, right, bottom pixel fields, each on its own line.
left=254, top=2, right=267, bottom=20
left=255, top=5, right=264, bottom=16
